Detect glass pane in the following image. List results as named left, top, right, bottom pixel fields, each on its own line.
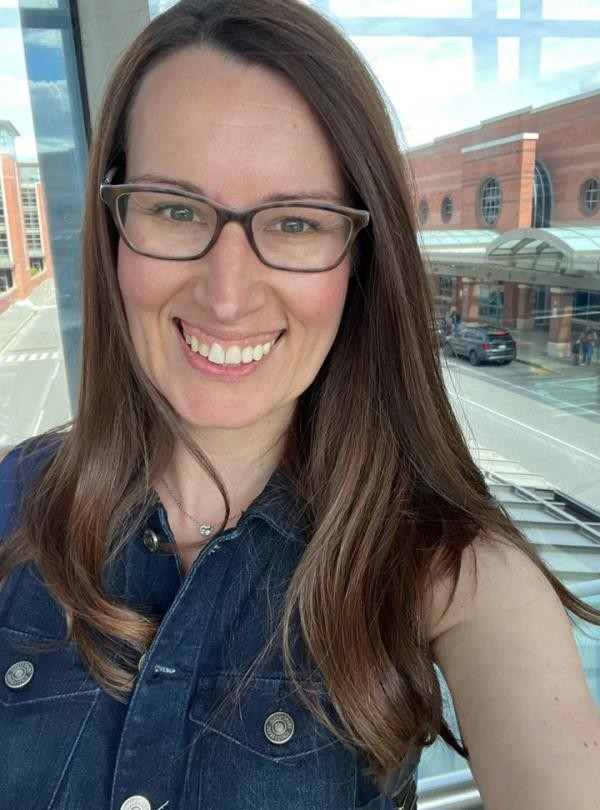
left=310, top=0, right=600, bottom=794
left=0, top=0, right=87, bottom=448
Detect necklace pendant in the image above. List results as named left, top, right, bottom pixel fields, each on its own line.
left=199, top=524, right=212, bottom=538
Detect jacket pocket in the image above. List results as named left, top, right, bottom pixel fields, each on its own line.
left=189, top=674, right=358, bottom=810
left=0, top=627, right=100, bottom=809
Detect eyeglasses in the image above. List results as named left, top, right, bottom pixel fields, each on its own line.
left=99, top=170, right=370, bottom=273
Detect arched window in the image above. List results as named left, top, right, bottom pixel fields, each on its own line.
left=441, top=195, right=453, bottom=223
left=531, top=162, right=552, bottom=227
left=479, top=178, right=501, bottom=226
left=418, top=198, right=429, bottom=225
left=580, top=177, right=600, bottom=215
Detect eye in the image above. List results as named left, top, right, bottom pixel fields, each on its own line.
left=153, top=204, right=199, bottom=222
left=269, top=217, right=320, bottom=235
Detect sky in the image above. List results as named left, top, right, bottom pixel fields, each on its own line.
left=1, top=0, right=600, bottom=161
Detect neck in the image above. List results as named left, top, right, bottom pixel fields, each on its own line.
left=159, top=408, right=292, bottom=538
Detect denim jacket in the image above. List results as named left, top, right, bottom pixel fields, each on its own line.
left=0, top=440, right=420, bottom=810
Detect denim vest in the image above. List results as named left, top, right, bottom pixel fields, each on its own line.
left=0, top=440, right=420, bottom=810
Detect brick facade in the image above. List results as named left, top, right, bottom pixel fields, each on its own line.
left=409, top=91, right=600, bottom=231
left=0, top=152, right=53, bottom=317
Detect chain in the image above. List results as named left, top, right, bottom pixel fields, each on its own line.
left=161, top=476, right=214, bottom=537
left=161, top=477, right=241, bottom=538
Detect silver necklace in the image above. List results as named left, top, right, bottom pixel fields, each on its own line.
left=161, top=477, right=241, bottom=538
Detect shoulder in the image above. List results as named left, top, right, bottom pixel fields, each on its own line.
left=0, top=433, right=64, bottom=539
left=427, top=536, right=600, bottom=808
left=427, top=534, right=552, bottom=640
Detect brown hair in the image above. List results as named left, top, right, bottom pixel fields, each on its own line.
left=1, top=0, right=598, bottom=790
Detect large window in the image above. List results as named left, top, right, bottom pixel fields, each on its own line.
left=0, top=0, right=86, bottom=448
left=2, top=2, right=599, bottom=807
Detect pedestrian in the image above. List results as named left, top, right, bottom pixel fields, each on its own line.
left=1, top=1, right=599, bottom=809
left=581, top=328, right=594, bottom=366
left=572, top=334, right=582, bottom=365
left=450, top=309, right=461, bottom=333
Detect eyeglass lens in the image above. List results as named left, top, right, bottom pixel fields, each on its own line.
left=116, top=191, right=354, bottom=270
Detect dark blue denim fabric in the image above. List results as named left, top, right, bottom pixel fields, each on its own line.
left=0, top=440, right=420, bottom=810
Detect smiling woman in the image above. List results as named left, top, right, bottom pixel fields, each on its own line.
left=0, top=1, right=599, bottom=809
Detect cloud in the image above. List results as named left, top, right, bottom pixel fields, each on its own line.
left=23, top=29, right=61, bottom=49
left=543, top=0, right=600, bottom=20
left=0, top=28, right=27, bottom=78
left=28, top=79, right=72, bottom=152
left=15, top=134, right=37, bottom=161
left=331, top=0, right=471, bottom=17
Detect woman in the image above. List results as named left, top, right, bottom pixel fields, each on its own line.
left=1, top=1, right=599, bottom=808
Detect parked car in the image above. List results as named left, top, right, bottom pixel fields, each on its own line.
left=444, top=325, right=517, bottom=366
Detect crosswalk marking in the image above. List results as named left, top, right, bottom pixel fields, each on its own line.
left=0, top=350, right=61, bottom=364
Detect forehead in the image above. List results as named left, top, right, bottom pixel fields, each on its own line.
left=125, top=47, right=345, bottom=204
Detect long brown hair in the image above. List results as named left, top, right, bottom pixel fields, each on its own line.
left=2, top=0, right=598, bottom=790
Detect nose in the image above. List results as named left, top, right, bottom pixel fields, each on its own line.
left=191, top=221, right=266, bottom=321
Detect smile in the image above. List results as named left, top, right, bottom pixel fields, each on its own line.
left=178, top=321, right=282, bottom=366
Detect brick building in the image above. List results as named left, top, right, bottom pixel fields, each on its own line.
left=409, top=91, right=600, bottom=358
left=0, top=120, right=53, bottom=317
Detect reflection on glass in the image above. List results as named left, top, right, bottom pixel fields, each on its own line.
left=317, top=0, right=600, bottom=793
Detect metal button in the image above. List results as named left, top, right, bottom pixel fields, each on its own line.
left=143, top=529, right=160, bottom=552
left=264, top=711, right=295, bottom=744
left=120, top=796, right=151, bottom=810
left=5, top=661, right=34, bottom=689
left=137, top=653, right=147, bottom=673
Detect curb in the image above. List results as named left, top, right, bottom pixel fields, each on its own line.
left=514, top=357, right=561, bottom=374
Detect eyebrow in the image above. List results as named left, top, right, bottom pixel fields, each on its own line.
left=126, top=173, right=346, bottom=205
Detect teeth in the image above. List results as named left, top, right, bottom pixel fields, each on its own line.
left=208, top=343, right=225, bottom=364
left=183, top=329, right=278, bottom=366
left=225, top=346, right=241, bottom=364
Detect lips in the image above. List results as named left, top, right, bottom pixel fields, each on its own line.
left=175, top=318, right=284, bottom=368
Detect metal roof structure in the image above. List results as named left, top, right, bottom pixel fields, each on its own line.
left=472, top=445, right=600, bottom=579
left=420, top=226, right=600, bottom=290
left=418, top=230, right=497, bottom=252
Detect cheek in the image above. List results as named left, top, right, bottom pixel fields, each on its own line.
left=301, top=266, right=350, bottom=339
left=117, top=247, right=172, bottom=328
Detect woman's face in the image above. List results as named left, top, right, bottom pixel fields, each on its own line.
left=118, top=47, right=351, bottom=435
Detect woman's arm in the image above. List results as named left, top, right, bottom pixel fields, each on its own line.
left=429, top=538, right=600, bottom=810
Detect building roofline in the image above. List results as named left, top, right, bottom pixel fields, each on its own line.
left=0, top=120, right=20, bottom=138
left=461, top=132, right=539, bottom=154
left=408, top=89, right=600, bottom=153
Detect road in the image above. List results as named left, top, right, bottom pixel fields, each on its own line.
left=0, top=281, right=71, bottom=447
left=443, top=355, right=600, bottom=512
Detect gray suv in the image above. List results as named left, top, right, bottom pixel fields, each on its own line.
left=444, top=325, right=517, bottom=366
